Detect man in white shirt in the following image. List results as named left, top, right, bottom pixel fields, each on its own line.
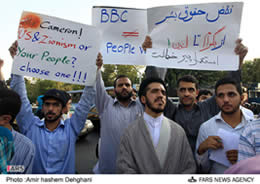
left=196, top=77, right=253, bottom=174
left=116, top=77, right=196, bottom=174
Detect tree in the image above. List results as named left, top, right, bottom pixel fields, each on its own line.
left=241, top=58, right=260, bottom=87
left=22, top=78, right=84, bottom=103
left=102, top=64, right=143, bottom=86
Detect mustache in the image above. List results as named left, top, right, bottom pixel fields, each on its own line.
left=46, top=112, right=55, bottom=115
left=222, top=102, right=232, bottom=106
left=155, top=97, right=164, bottom=103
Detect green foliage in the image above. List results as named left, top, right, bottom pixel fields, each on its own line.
left=24, top=78, right=84, bottom=103
left=102, top=64, right=143, bottom=86
left=241, top=58, right=260, bottom=87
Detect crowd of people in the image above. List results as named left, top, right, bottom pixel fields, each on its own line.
left=1, top=35, right=260, bottom=174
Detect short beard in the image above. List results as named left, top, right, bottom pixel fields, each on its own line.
left=115, top=91, right=132, bottom=102
left=146, top=97, right=165, bottom=113
left=180, top=98, right=194, bottom=108
left=221, top=105, right=240, bottom=115
left=44, top=112, right=63, bottom=123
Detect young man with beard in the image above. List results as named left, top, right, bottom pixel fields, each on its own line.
left=195, top=77, right=253, bottom=174
left=9, top=41, right=96, bottom=174
left=116, top=77, right=196, bottom=174
left=93, top=53, right=143, bottom=174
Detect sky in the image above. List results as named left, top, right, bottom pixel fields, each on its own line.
left=1, top=0, right=259, bottom=79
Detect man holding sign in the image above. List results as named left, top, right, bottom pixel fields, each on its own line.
left=9, top=41, right=96, bottom=174
left=93, top=53, right=143, bottom=174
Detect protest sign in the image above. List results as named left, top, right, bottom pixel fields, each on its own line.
left=12, top=11, right=101, bottom=85
left=92, top=6, right=147, bottom=65
left=146, top=2, right=243, bottom=71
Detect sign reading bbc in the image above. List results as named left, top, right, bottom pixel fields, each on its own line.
left=7, top=165, right=25, bottom=173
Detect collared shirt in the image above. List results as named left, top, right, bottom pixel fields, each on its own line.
left=195, top=109, right=253, bottom=174
left=93, top=71, right=143, bottom=174
left=238, top=118, right=260, bottom=161
left=143, top=112, right=163, bottom=147
left=10, top=129, right=35, bottom=174
left=11, top=75, right=95, bottom=174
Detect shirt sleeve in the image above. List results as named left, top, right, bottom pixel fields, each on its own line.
left=200, top=95, right=219, bottom=117
left=238, top=123, right=256, bottom=161
left=95, top=70, right=112, bottom=116
left=70, top=85, right=96, bottom=136
left=10, top=75, right=37, bottom=134
left=164, top=98, right=177, bottom=121
left=144, top=66, right=167, bottom=80
left=195, top=125, right=211, bottom=173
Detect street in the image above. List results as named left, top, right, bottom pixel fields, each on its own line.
left=75, top=129, right=99, bottom=174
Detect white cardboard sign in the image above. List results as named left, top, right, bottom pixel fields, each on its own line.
left=12, top=11, right=101, bottom=85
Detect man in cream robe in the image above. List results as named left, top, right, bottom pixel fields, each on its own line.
left=116, top=77, right=196, bottom=174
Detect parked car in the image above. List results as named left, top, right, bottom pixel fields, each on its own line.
left=67, top=87, right=114, bottom=132
left=168, top=96, right=179, bottom=104
left=69, top=103, right=97, bottom=139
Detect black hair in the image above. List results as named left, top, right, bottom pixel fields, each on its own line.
left=177, top=75, right=199, bottom=89
left=215, top=77, right=242, bottom=95
left=197, top=89, right=213, bottom=100
left=138, top=77, right=167, bottom=99
left=62, top=91, right=72, bottom=104
left=0, top=88, right=21, bottom=123
left=113, top=75, right=132, bottom=88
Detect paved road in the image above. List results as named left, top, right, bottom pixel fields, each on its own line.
left=75, top=130, right=99, bottom=174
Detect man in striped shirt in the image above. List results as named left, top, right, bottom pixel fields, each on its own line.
left=238, top=119, right=260, bottom=161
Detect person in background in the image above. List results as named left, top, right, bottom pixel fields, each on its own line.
left=131, top=88, right=138, bottom=100
left=35, top=95, right=44, bottom=119
left=241, top=87, right=248, bottom=107
left=197, top=89, right=213, bottom=102
left=62, top=91, right=72, bottom=120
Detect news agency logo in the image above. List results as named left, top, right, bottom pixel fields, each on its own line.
left=7, top=165, right=25, bottom=173
left=188, top=176, right=197, bottom=183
